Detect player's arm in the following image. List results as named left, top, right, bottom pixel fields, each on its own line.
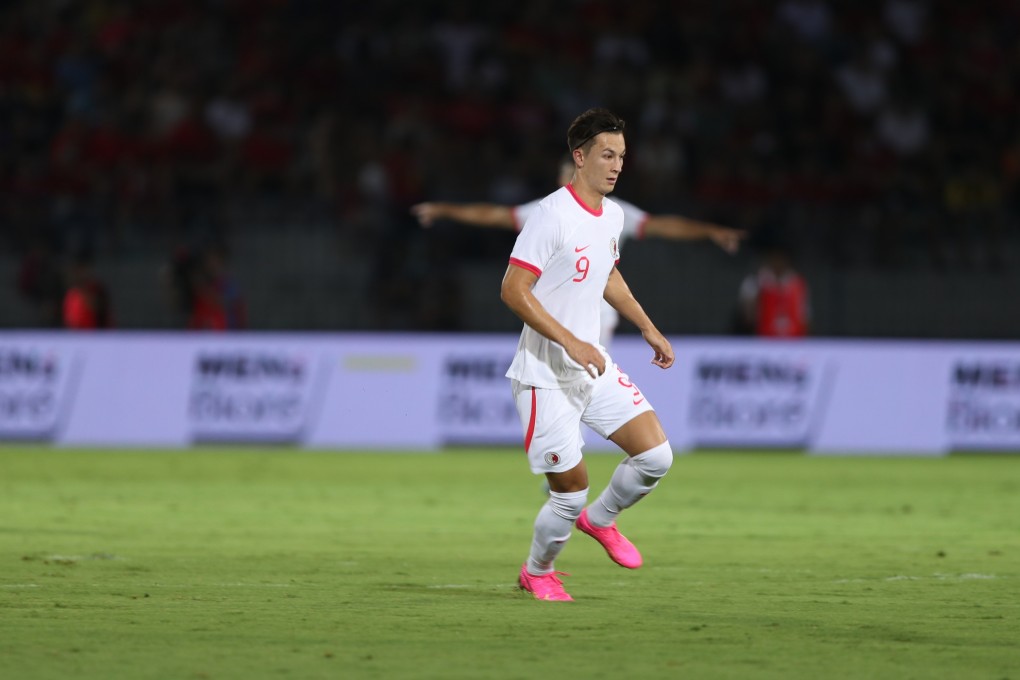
left=500, top=264, right=607, bottom=375
left=410, top=202, right=516, bottom=229
left=642, top=215, right=747, bottom=254
left=603, top=268, right=674, bottom=369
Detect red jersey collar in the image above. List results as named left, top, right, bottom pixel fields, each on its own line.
left=565, top=183, right=603, bottom=216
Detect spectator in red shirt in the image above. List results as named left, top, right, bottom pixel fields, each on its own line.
left=63, top=249, right=112, bottom=330
left=168, top=241, right=246, bottom=331
left=738, top=246, right=810, bottom=338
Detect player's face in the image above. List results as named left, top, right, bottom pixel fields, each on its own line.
left=579, top=133, right=625, bottom=196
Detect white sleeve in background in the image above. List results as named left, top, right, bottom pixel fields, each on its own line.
left=511, top=199, right=543, bottom=232
left=615, top=198, right=650, bottom=244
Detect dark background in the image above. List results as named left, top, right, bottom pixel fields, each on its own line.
left=2, top=0, right=1017, bottom=337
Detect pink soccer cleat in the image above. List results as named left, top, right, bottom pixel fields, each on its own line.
left=518, top=564, right=574, bottom=602
left=576, top=507, right=643, bottom=569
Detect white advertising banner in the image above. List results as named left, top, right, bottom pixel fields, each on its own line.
left=435, top=337, right=521, bottom=445
left=188, top=348, right=318, bottom=443
left=0, top=332, right=1018, bottom=454
left=62, top=336, right=192, bottom=447
left=682, top=350, right=833, bottom=448
left=305, top=335, right=441, bottom=450
left=945, top=352, right=1020, bottom=451
left=808, top=343, right=951, bottom=455
left=0, top=344, right=79, bottom=440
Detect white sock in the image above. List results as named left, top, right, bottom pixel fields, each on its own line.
left=587, top=441, right=673, bottom=527
left=526, top=488, right=588, bottom=575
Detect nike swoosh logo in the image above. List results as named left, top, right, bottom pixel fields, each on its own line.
left=574, top=245, right=590, bottom=252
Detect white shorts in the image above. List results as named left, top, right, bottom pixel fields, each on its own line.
left=511, top=360, right=655, bottom=475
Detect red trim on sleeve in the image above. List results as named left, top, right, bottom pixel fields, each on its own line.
left=524, top=387, right=537, bottom=453
left=565, top=183, right=603, bottom=216
left=509, top=257, right=542, bottom=277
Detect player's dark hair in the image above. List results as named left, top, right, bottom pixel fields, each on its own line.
left=566, top=108, right=626, bottom=152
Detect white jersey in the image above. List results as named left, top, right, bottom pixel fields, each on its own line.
left=512, top=195, right=648, bottom=344
left=512, top=195, right=647, bottom=241
left=505, top=184, right=624, bottom=389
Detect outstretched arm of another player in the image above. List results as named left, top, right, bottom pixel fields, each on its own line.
left=500, top=264, right=607, bottom=376
left=410, top=202, right=516, bottom=229
left=603, top=268, right=674, bottom=369
left=642, top=215, right=747, bottom=254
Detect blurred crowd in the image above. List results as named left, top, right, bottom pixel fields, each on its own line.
left=1, top=0, right=1017, bottom=330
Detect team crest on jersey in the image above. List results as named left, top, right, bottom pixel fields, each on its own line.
left=544, top=452, right=561, bottom=466
left=610, top=237, right=619, bottom=260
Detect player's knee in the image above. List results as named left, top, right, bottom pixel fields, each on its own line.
left=548, top=488, right=588, bottom=521
left=632, top=441, right=673, bottom=481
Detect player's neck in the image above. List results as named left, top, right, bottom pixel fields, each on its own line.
left=566, top=180, right=604, bottom=213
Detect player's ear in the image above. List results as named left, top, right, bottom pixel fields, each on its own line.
left=572, top=147, right=585, bottom=169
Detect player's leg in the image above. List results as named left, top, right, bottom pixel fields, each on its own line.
left=527, top=461, right=588, bottom=575
left=511, top=381, right=587, bottom=600
left=596, top=410, right=673, bottom=524
left=578, top=365, right=674, bottom=567
left=545, top=460, right=589, bottom=493
left=607, top=410, right=668, bottom=456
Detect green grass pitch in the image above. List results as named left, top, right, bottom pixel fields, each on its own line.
left=1, top=447, right=1017, bottom=680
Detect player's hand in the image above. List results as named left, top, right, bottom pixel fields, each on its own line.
left=642, top=329, right=674, bottom=369
left=710, top=227, right=748, bottom=254
left=410, top=203, right=438, bottom=227
left=566, top=339, right=606, bottom=379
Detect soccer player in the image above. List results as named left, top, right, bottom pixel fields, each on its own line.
left=412, top=159, right=746, bottom=346
left=501, top=108, right=675, bottom=601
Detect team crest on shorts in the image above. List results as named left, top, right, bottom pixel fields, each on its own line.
left=544, top=452, right=561, bottom=466
left=610, top=237, right=619, bottom=259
